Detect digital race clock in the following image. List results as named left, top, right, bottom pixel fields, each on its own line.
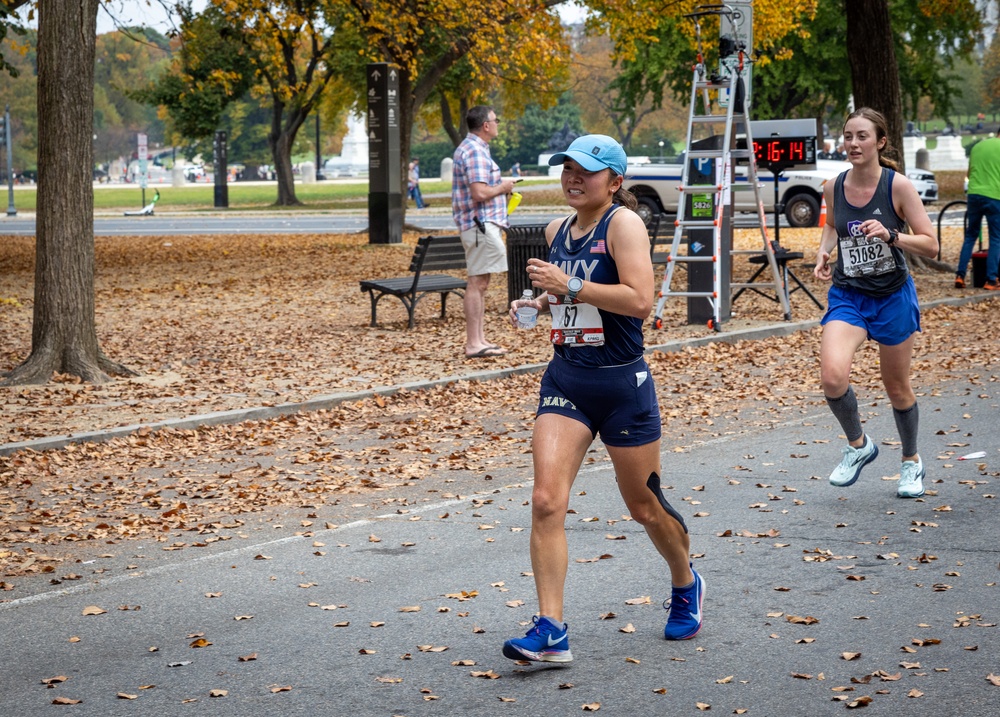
left=752, top=136, right=817, bottom=172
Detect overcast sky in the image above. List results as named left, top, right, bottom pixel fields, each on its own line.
left=96, top=0, right=190, bottom=34
left=93, top=0, right=587, bottom=35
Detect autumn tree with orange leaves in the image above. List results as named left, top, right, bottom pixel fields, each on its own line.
left=344, top=0, right=569, bottom=183
left=141, top=0, right=359, bottom=206
left=143, top=0, right=569, bottom=205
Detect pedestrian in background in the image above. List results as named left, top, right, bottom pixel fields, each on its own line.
left=451, top=105, right=518, bottom=358
left=407, top=158, right=425, bottom=209
left=501, top=134, right=704, bottom=664
left=955, top=132, right=1000, bottom=290
left=813, top=107, right=938, bottom=499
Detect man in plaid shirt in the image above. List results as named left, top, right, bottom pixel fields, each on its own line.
left=452, top=105, right=519, bottom=358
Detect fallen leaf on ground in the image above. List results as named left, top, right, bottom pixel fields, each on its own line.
left=787, top=615, right=819, bottom=625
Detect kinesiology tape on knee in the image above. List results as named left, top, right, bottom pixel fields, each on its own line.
left=826, top=386, right=864, bottom=443
left=892, top=402, right=919, bottom=458
left=646, top=472, right=688, bottom=534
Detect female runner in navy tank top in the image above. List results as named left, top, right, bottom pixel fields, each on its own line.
left=813, top=108, right=937, bottom=499
left=500, top=135, right=703, bottom=665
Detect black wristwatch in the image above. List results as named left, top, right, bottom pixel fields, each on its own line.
left=886, top=228, right=899, bottom=246
left=567, top=276, right=584, bottom=300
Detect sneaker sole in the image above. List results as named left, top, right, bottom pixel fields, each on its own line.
left=830, top=442, right=879, bottom=487
left=502, top=642, right=573, bottom=662
left=666, top=622, right=703, bottom=640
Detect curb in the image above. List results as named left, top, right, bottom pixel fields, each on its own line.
left=1, top=292, right=993, bottom=457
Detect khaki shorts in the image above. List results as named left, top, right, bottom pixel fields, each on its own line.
left=460, top=222, right=508, bottom=276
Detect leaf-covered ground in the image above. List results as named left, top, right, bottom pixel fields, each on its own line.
left=1, top=225, right=997, bottom=578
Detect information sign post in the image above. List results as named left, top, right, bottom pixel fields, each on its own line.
left=213, top=130, right=228, bottom=209
left=367, top=62, right=402, bottom=244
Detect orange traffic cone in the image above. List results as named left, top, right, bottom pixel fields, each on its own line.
left=817, top=195, right=827, bottom=227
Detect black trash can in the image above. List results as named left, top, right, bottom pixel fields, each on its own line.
left=972, top=251, right=988, bottom=288
left=506, top=223, right=550, bottom=304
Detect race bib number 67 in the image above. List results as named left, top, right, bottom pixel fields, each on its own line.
left=548, top=294, right=604, bottom=346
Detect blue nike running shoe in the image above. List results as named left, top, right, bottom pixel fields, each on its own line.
left=502, top=615, right=573, bottom=662
left=663, top=567, right=705, bottom=640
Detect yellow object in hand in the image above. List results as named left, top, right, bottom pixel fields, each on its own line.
left=507, top=191, right=522, bottom=214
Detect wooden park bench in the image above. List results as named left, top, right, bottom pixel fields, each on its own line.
left=359, top=234, right=467, bottom=329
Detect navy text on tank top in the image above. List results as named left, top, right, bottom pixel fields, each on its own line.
left=547, top=204, right=646, bottom=368
left=832, top=167, right=909, bottom=297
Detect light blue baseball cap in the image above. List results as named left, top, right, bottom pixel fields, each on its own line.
left=548, top=134, right=628, bottom=177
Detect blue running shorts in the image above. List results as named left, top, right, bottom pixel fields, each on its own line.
left=537, top=354, right=661, bottom=447
left=821, top=276, right=921, bottom=346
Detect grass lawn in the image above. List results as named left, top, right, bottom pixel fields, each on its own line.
left=7, top=178, right=564, bottom=212
left=10, top=169, right=962, bottom=213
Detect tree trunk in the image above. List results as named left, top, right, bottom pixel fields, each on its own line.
left=2, top=0, right=134, bottom=386
left=908, top=254, right=954, bottom=272
left=398, top=68, right=414, bottom=225
left=845, top=0, right=905, bottom=172
left=269, top=96, right=301, bottom=206
left=440, top=92, right=461, bottom=147
left=845, top=1, right=950, bottom=273
left=271, top=131, right=299, bottom=206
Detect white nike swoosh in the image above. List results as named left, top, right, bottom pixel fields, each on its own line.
left=547, top=634, right=564, bottom=647
left=690, top=585, right=703, bottom=623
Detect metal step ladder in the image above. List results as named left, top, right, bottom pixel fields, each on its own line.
left=652, top=6, right=789, bottom=330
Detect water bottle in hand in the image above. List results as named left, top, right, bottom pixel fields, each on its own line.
left=515, top=289, right=537, bottom=329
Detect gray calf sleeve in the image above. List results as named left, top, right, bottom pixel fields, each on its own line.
left=646, top=472, right=688, bottom=534
left=892, top=402, right=919, bottom=458
left=825, top=386, right=864, bottom=443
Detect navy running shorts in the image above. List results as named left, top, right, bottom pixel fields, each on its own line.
left=537, top=354, right=661, bottom=447
left=821, top=276, right=921, bottom=346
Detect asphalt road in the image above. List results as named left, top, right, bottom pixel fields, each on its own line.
left=0, top=212, right=564, bottom=237
left=1, top=371, right=997, bottom=716
left=0, top=207, right=965, bottom=238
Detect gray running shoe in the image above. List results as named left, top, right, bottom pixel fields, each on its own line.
left=897, top=458, right=925, bottom=498
left=829, top=435, right=878, bottom=487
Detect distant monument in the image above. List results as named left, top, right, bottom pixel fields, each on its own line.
left=903, top=133, right=968, bottom=172
left=323, top=112, right=369, bottom=178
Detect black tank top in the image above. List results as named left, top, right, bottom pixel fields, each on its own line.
left=832, top=167, right=909, bottom=297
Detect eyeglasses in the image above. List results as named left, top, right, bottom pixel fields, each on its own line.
left=487, top=117, right=501, bottom=125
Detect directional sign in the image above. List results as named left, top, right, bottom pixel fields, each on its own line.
left=367, top=62, right=402, bottom=244
left=367, top=63, right=400, bottom=193
left=213, top=130, right=228, bottom=208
